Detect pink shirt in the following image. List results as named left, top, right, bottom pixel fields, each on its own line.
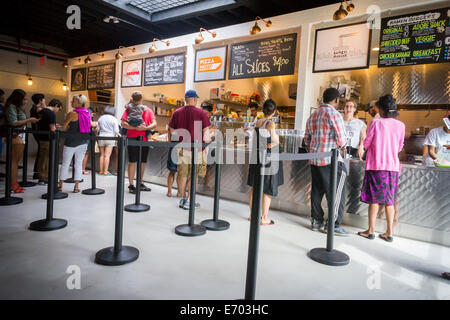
left=364, top=118, right=405, bottom=172
left=121, top=108, right=155, bottom=141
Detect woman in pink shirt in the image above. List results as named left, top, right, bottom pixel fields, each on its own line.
left=358, top=94, right=405, bottom=242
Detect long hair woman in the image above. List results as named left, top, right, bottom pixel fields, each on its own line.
left=4, top=89, right=38, bottom=193
left=357, top=94, right=405, bottom=242
left=247, top=99, right=284, bottom=225
left=58, top=94, right=92, bottom=193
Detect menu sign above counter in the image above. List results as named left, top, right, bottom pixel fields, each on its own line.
left=378, top=7, right=450, bottom=67
left=229, top=33, right=297, bottom=79
left=144, top=53, right=185, bottom=86
left=87, top=63, right=115, bottom=90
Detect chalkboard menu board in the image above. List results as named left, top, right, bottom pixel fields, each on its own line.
left=229, top=33, right=297, bottom=79
left=144, top=53, right=185, bottom=86
left=378, top=7, right=450, bottom=67
left=87, top=63, right=115, bottom=90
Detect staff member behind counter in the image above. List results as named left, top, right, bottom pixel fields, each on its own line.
left=423, top=112, right=450, bottom=167
left=343, top=99, right=366, bottom=159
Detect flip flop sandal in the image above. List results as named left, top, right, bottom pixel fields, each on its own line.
left=12, top=183, right=24, bottom=193
left=357, top=231, right=375, bottom=240
left=261, top=220, right=275, bottom=226
left=379, top=234, right=394, bottom=242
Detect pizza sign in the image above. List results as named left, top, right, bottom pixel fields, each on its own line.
left=194, top=46, right=227, bottom=82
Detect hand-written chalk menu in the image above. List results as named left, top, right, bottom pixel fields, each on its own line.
left=378, top=7, right=450, bottom=67
left=229, top=33, right=297, bottom=79
left=87, top=63, right=115, bottom=90
left=144, top=53, right=185, bottom=86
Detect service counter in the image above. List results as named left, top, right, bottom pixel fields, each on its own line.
left=96, top=144, right=450, bottom=246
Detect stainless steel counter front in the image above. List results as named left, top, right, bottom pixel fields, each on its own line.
left=139, top=146, right=449, bottom=245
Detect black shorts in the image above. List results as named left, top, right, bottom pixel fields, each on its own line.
left=128, top=145, right=150, bottom=163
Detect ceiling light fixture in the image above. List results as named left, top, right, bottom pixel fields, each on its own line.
left=250, top=16, right=272, bottom=35
left=333, top=1, right=349, bottom=20
left=103, top=16, right=120, bottom=24
left=27, top=74, right=32, bottom=86
left=195, top=28, right=216, bottom=44
left=149, top=38, right=170, bottom=53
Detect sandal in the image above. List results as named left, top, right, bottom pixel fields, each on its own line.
left=261, top=219, right=275, bottom=226
left=73, top=188, right=80, bottom=193
left=379, top=234, right=394, bottom=242
left=12, top=183, right=24, bottom=193
left=357, top=231, right=375, bottom=240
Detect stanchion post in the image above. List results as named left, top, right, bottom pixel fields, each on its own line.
left=201, top=140, right=230, bottom=231
left=41, top=130, right=68, bottom=200
left=308, top=148, right=350, bottom=266
left=95, top=136, right=139, bottom=265
left=0, top=127, right=23, bottom=206
left=244, top=131, right=264, bottom=300
left=175, top=141, right=206, bottom=237
left=82, top=128, right=105, bottom=195
left=29, top=131, right=67, bottom=231
left=124, top=136, right=150, bottom=212
left=20, top=127, right=36, bottom=187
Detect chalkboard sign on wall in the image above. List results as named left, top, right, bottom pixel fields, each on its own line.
left=87, top=63, right=115, bottom=90
left=378, top=7, right=450, bottom=67
left=144, top=53, right=185, bottom=86
left=229, top=33, right=297, bottom=80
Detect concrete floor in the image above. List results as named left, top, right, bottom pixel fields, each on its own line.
left=0, top=172, right=449, bottom=300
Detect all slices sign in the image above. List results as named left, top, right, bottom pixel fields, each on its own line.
left=195, top=46, right=227, bottom=82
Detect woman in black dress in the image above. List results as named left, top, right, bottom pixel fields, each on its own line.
left=247, top=99, right=284, bottom=225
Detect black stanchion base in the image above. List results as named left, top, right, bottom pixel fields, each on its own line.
left=29, top=218, right=67, bottom=231
left=175, top=224, right=207, bottom=237
left=19, top=181, right=37, bottom=188
left=41, top=192, right=69, bottom=200
left=64, top=178, right=84, bottom=183
left=201, top=219, right=230, bottom=231
left=308, top=248, right=350, bottom=266
left=124, top=203, right=150, bottom=212
left=82, top=188, right=105, bottom=195
left=0, top=196, right=23, bottom=206
left=95, top=246, right=139, bottom=266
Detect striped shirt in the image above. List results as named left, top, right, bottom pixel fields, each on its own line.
left=304, top=104, right=346, bottom=166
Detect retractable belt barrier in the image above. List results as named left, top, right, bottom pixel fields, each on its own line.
left=244, top=134, right=350, bottom=300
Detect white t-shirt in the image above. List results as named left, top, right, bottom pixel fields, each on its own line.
left=423, top=127, right=450, bottom=166
left=344, top=118, right=367, bottom=148
left=98, top=114, right=120, bottom=137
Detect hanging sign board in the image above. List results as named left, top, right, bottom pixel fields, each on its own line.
left=378, top=7, right=450, bottom=67
left=121, top=59, right=143, bottom=87
left=229, top=33, right=297, bottom=79
left=144, top=53, right=185, bottom=86
left=313, top=22, right=372, bottom=72
left=194, top=46, right=228, bottom=82
left=87, top=63, right=115, bottom=90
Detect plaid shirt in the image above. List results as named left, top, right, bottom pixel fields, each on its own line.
left=304, top=104, right=346, bottom=166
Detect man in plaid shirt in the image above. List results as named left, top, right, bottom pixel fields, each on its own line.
left=304, top=88, right=349, bottom=236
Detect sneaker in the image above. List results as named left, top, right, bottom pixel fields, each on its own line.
left=128, top=185, right=136, bottom=194
left=334, top=226, right=350, bottom=237
left=140, top=183, right=151, bottom=192
left=183, top=200, right=200, bottom=210
left=179, top=198, right=186, bottom=208
left=311, top=219, right=323, bottom=232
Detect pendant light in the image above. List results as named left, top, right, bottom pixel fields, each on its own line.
left=84, top=55, right=92, bottom=64
left=333, top=1, right=349, bottom=20
left=346, top=1, right=355, bottom=12
left=27, top=74, right=32, bottom=86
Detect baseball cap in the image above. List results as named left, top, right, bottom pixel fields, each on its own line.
left=185, top=90, right=199, bottom=98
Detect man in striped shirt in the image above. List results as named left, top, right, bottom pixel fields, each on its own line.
left=304, top=88, right=349, bottom=236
